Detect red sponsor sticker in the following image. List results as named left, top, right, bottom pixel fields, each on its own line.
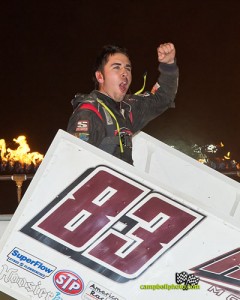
left=53, top=270, right=84, bottom=295
left=76, top=120, right=89, bottom=132
left=26, top=166, right=204, bottom=282
left=191, top=248, right=240, bottom=294
left=151, top=82, right=160, bottom=94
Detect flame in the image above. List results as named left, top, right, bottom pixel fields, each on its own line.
left=0, top=135, right=44, bottom=167
left=224, top=151, right=231, bottom=160
left=194, top=141, right=240, bottom=174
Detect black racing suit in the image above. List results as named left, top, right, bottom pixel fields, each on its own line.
left=67, top=61, right=179, bottom=165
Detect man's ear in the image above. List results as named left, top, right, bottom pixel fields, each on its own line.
left=95, top=71, right=104, bottom=84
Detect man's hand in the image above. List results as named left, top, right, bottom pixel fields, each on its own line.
left=157, top=43, right=175, bottom=64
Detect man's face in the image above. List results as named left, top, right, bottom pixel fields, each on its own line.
left=96, top=53, right=132, bottom=102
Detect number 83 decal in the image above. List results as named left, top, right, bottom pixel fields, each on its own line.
left=21, top=166, right=204, bottom=282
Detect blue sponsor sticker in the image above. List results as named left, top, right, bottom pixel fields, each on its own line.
left=7, top=247, right=56, bottom=278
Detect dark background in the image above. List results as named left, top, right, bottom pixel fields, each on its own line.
left=1, top=0, right=240, bottom=213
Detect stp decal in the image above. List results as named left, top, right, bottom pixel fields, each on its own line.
left=53, top=270, right=84, bottom=295
left=21, top=165, right=204, bottom=282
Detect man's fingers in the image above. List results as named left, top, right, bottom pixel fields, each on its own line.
left=157, top=43, right=174, bottom=55
left=157, top=42, right=175, bottom=64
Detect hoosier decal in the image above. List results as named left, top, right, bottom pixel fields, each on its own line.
left=0, top=264, right=54, bottom=299
left=21, top=165, right=204, bottom=282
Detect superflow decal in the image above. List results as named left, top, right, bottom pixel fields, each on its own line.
left=21, top=165, right=204, bottom=282
left=7, top=247, right=56, bottom=278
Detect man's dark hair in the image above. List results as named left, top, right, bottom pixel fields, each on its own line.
left=93, top=45, right=130, bottom=89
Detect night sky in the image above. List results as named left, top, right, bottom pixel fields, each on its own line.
left=1, top=0, right=240, bottom=212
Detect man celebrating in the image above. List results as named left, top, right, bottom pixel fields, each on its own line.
left=67, top=42, right=178, bottom=165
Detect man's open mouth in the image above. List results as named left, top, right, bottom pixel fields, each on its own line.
left=119, top=80, right=128, bottom=93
